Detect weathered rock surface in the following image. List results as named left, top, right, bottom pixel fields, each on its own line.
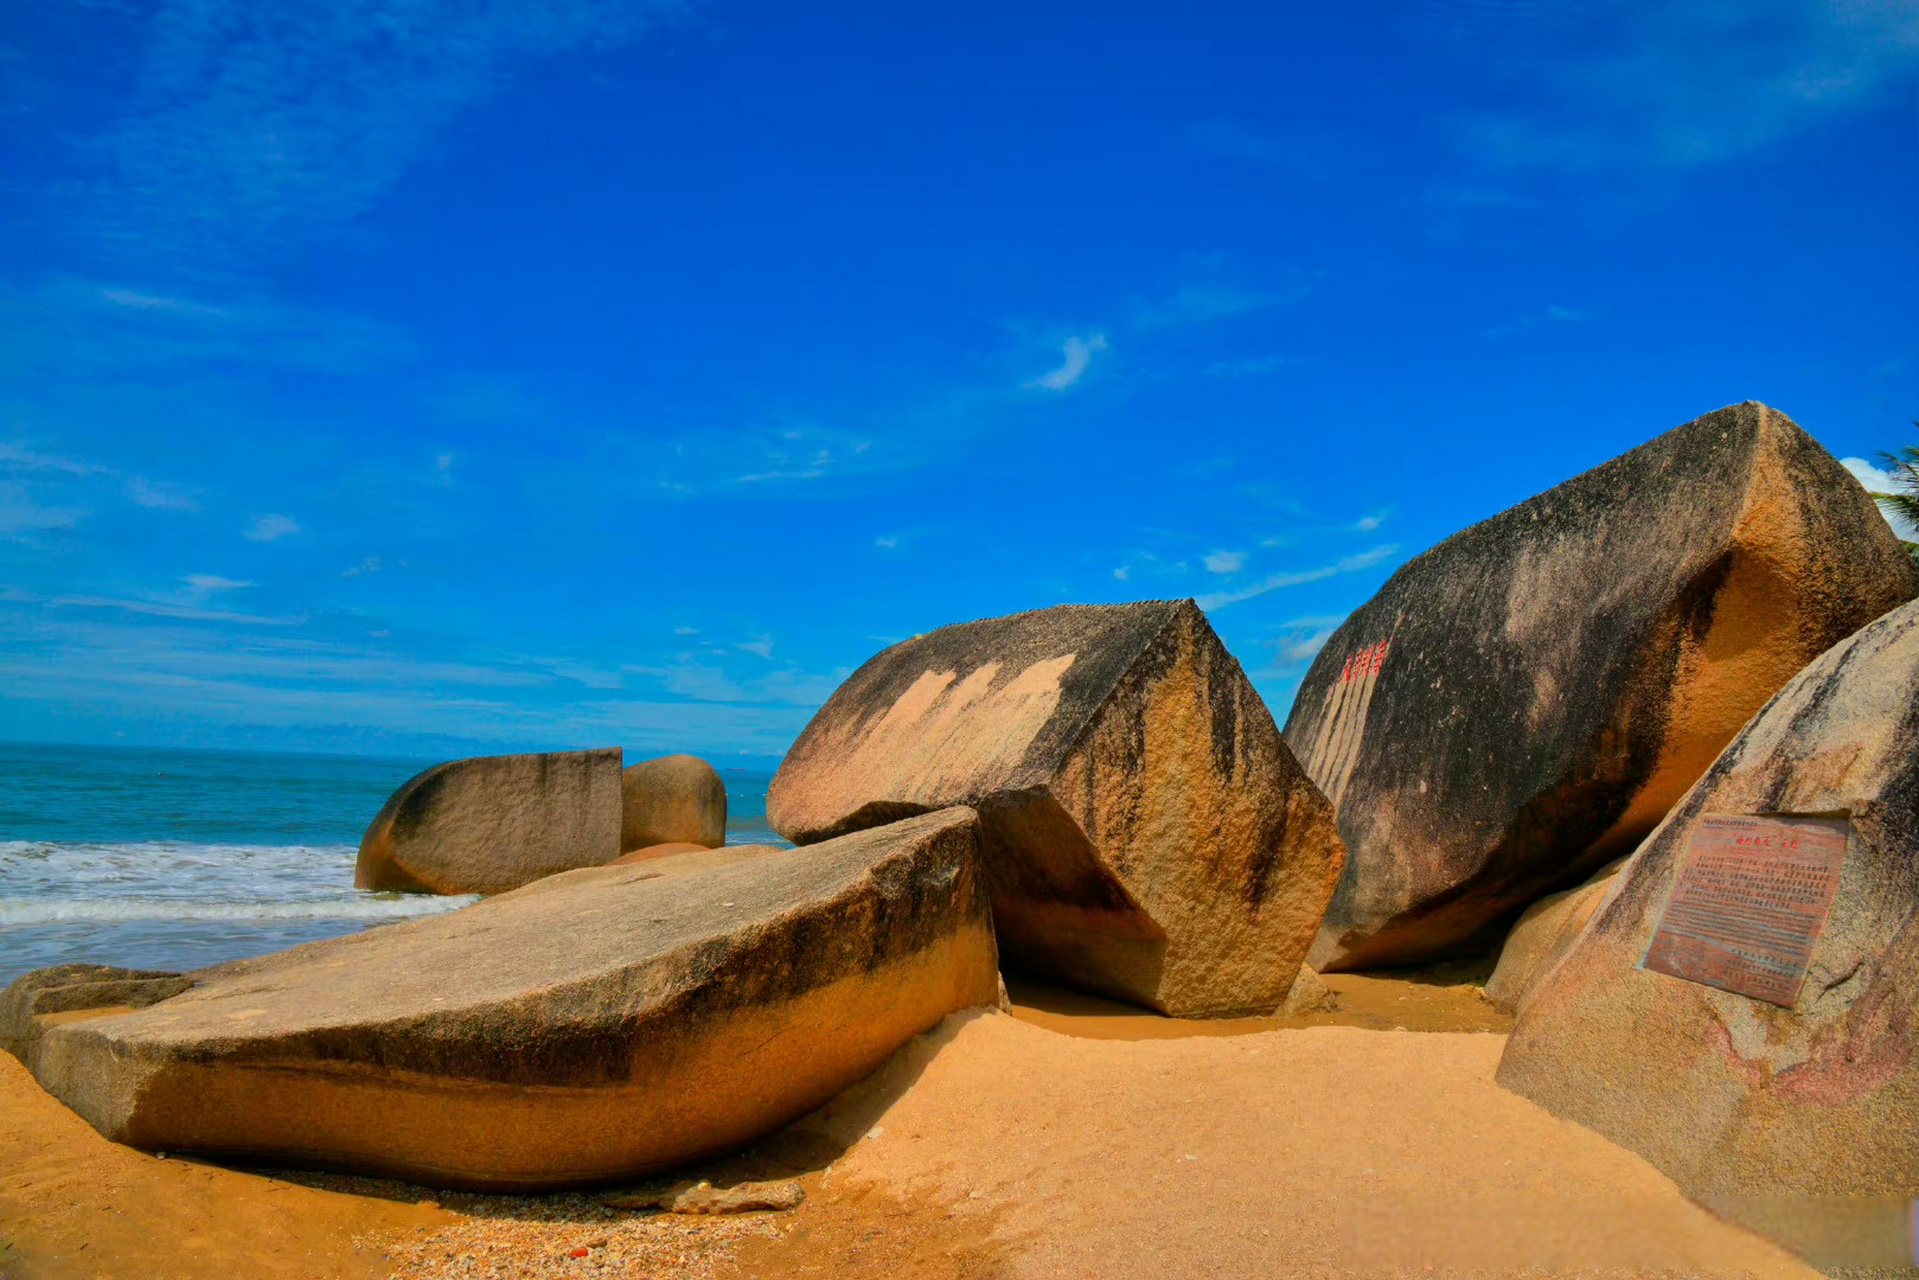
left=621, top=753, right=727, bottom=853
left=1284, top=402, right=1916, bottom=971
left=355, top=748, right=623, bottom=895
left=2, top=808, right=998, bottom=1191
left=1497, top=598, right=1919, bottom=1206
left=609, top=841, right=712, bottom=866
left=768, top=600, right=1344, bottom=1017
left=1483, top=859, right=1624, bottom=1014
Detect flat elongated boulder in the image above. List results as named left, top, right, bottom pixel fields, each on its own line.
left=356, top=748, right=622, bottom=894
left=1285, top=402, right=1916, bottom=970
left=621, top=753, right=727, bottom=852
left=5, top=808, right=997, bottom=1190
left=1497, top=598, right=1919, bottom=1206
left=768, top=599, right=1343, bottom=1017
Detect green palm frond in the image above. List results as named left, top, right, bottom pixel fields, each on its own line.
left=1870, top=421, right=1919, bottom=564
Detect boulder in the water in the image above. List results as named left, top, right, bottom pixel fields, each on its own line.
left=4, top=808, right=998, bottom=1191
left=621, top=753, right=727, bottom=852
left=1497, top=598, right=1919, bottom=1208
left=356, top=748, right=623, bottom=895
left=1285, top=402, right=1916, bottom=970
left=768, top=600, right=1343, bottom=1018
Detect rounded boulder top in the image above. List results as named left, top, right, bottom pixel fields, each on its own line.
left=620, top=753, right=727, bottom=853
left=356, top=748, right=623, bottom=896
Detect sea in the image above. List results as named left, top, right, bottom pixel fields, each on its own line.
left=0, top=742, right=783, bottom=988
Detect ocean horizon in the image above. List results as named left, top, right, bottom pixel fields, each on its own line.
left=0, top=740, right=784, bottom=987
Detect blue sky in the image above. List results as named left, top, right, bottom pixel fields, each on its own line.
left=2, top=0, right=1915, bottom=761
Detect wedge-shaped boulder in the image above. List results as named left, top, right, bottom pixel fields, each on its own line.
left=1285, top=402, right=1916, bottom=970
left=768, top=599, right=1343, bottom=1017
left=1482, top=859, right=1623, bottom=1015
left=621, top=752, right=727, bottom=852
left=356, top=747, right=622, bottom=894
left=1497, top=599, right=1919, bottom=1206
left=3, top=808, right=998, bottom=1191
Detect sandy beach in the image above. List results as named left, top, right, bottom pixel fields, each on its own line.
left=1, top=969, right=1820, bottom=1280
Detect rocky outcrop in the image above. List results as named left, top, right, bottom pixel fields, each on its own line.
left=4, top=809, right=998, bottom=1191
left=609, top=841, right=712, bottom=866
left=768, top=600, right=1344, bottom=1017
left=1284, top=402, right=1916, bottom=970
left=1482, top=860, right=1623, bottom=1015
left=621, top=753, right=727, bottom=853
left=355, top=748, right=622, bottom=895
left=1497, top=599, right=1919, bottom=1207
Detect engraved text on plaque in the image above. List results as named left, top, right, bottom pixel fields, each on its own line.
left=1641, top=814, right=1849, bottom=1008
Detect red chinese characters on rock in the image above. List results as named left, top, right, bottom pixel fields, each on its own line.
left=1339, top=639, right=1390, bottom=684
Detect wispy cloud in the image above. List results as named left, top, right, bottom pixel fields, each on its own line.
left=0, top=482, right=85, bottom=538
left=49, top=593, right=304, bottom=626
left=74, top=0, right=688, bottom=273
left=0, top=278, right=415, bottom=379
left=1204, top=355, right=1300, bottom=379
left=180, top=573, right=251, bottom=600
left=1133, top=285, right=1301, bottom=331
left=1196, top=544, right=1399, bottom=610
left=1187, top=118, right=1311, bottom=168
left=245, top=513, right=300, bottom=542
left=125, top=476, right=198, bottom=510
left=1025, top=334, right=1109, bottom=392
left=0, top=442, right=108, bottom=476
left=1485, top=303, right=1591, bottom=339
left=1202, top=549, right=1246, bottom=574
left=1438, top=0, right=1919, bottom=183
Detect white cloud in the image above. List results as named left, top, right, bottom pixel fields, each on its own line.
left=1025, top=334, right=1109, bottom=392
left=1442, top=0, right=1919, bottom=181
left=1841, top=456, right=1919, bottom=541
left=245, top=513, right=300, bottom=542
left=1113, top=565, right=1131, bottom=581
left=125, top=476, right=197, bottom=510
left=1197, top=545, right=1400, bottom=611
left=874, top=534, right=900, bottom=549
left=0, top=481, right=84, bottom=537
left=737, top=636, right=776, bottom=660
left=341, top=555, right=381, bottom=577
left=1354, top=512, right=1388, bottom=532
left=50, top=593, right=303, bottom=626
left=0, top=442, right=108, bottom=476
left=1133, top=285, right=1302, bottom=331
left=79, top=0, right=687, bottom=271
left=1280, top=627, right=1338, bottom=664
left=673, top=626, right=698, bottom=636
left=1204, top=355, right=1298, bottom=379
left=1485, top=304, right=1591, bottom=339
left=181, top=574, right=251, bottom=600
left=1203, top=549, right=1247, bottom=574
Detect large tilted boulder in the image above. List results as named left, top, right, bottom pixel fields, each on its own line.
left=356, top=748, right=622, bottom=894
left=1497, top=598, right=1919, bottom=1208
left=2, top=808, right=998, bottom=1191
left=621, top=752, right=727, bottom=852
left=1284, top=402, right=1916, bottom=970
left=767, top=599, right=1344, bottom=1017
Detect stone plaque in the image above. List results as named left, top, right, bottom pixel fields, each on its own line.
left=1642, top=814, right=1849, bottom=1008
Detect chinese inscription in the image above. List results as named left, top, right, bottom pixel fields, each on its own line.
left=1642, top=814, right=1849, bottom=1008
